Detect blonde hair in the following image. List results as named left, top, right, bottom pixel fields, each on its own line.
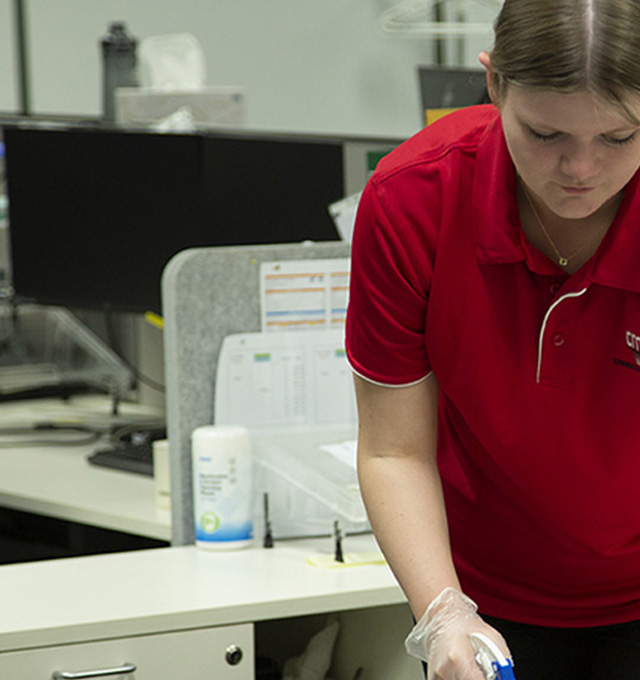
left=489, top=0, right=640, bottom=122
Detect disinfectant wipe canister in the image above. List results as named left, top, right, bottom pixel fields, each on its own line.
left=191, top=425, right=253, bottom=550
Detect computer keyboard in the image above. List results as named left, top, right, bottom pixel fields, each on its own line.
left=87, top=429, right=165, bottom=476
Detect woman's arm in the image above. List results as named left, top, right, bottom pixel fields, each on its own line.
left=354, top=372, right=512, bottom=679
left=354, top=372, right=458, bottom=619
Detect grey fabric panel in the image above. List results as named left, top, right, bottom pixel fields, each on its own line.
left=161, top=242, right=350, bottom=545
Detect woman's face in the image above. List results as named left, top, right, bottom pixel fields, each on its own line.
left=497, top=85, right=640, bottom=219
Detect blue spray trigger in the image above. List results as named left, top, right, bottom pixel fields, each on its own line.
left=470, top=632, right=517, bottom=680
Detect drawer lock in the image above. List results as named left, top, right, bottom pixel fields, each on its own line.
left=225, top=645, right=243, bottom=666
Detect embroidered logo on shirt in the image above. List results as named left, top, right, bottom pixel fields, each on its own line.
left=615, top=331, right=640, bottom=373
left=626, top=331, right=640, bottom=366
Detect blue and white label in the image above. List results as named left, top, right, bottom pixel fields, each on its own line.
left=193, top=450, right=253, bottom=546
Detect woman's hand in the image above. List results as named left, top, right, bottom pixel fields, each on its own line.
left=405, top=588, right=514, bottom=680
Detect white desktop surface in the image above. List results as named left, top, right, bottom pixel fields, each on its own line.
left=0, top=396, right=171, bottom=541
left=0, top=535, right=401, bottom=653
left=0, top=398, right=420, bottom=679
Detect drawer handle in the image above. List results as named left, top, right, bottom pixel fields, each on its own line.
left=52, top=662, right=137, bottom=679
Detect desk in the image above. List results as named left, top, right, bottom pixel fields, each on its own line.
left=0, top=396, right=171, bottom=542
left=0, top=535, right=422, bottom=679
left=0, top=398, right=422, bottom=678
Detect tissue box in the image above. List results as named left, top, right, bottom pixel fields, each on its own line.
left=115, top=86, right=246, bottom=127
left=251, top=429, right=370, bottom=539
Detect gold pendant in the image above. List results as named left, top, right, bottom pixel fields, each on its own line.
left=558, top=257, right=569, bottom=267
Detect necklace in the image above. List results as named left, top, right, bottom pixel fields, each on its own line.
left=520, top=183, right=612, bottom=268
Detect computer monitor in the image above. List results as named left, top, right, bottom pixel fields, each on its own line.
left=417, top=65, right=490, bottom=112
left=3, top=123, right=348, bottom=315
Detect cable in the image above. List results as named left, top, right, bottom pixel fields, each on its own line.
left=107, top=421, right=166, bottom=446
left=0, top=422, right=103, bottom=448
left=0, top=413, right=166, bottom=449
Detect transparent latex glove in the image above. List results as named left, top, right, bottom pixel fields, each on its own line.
left=405, top=587, right=513, bottom=680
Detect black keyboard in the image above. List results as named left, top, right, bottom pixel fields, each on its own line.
left=87, top=429, right=165, bottom=476
left=88, top=443, right=154, bottom=476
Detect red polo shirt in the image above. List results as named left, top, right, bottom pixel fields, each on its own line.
left=346, top=104, right=640, bottom=627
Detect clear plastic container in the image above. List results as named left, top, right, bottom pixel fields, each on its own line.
left=0, top=303, right=133, bottom=399
left=251, top=428, right=370, bottom=539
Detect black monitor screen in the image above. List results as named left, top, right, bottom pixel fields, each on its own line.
left=3, top=124, right=344, bottom=314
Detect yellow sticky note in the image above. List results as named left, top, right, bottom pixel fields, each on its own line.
left=144, top=311, right=164, bottom=329
left=306, top=551, right=386, bottom=569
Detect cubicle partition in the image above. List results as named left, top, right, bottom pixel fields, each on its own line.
left=162, top=241, right=350, bottom=545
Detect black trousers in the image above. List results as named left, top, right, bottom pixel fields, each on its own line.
left=481, top=614, right=640, bottom=680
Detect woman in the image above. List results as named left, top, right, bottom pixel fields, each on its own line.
left=345, top=1, right=640, bottom=679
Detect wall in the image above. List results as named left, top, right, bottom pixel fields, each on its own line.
left=3, top=0, right=497, bottom=139
left=0, top=1, right=17, bottom=113
left=0, top=1, right=499, bottom=411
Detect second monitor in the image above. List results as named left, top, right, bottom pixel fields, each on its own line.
left=4, top=124, right=355, bottom=315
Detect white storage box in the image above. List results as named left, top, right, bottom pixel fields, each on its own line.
left=115, top=86, right=246, bottom=128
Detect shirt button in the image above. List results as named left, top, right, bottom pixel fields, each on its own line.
left=552, top=333, right=565, bottom=347
left=549, top=283, right=561, bottom=295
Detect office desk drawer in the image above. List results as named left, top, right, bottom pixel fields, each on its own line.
left=0, top=623, right=253, bottom=679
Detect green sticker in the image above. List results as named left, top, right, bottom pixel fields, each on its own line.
left=200, top=511, right=220, bottom=534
